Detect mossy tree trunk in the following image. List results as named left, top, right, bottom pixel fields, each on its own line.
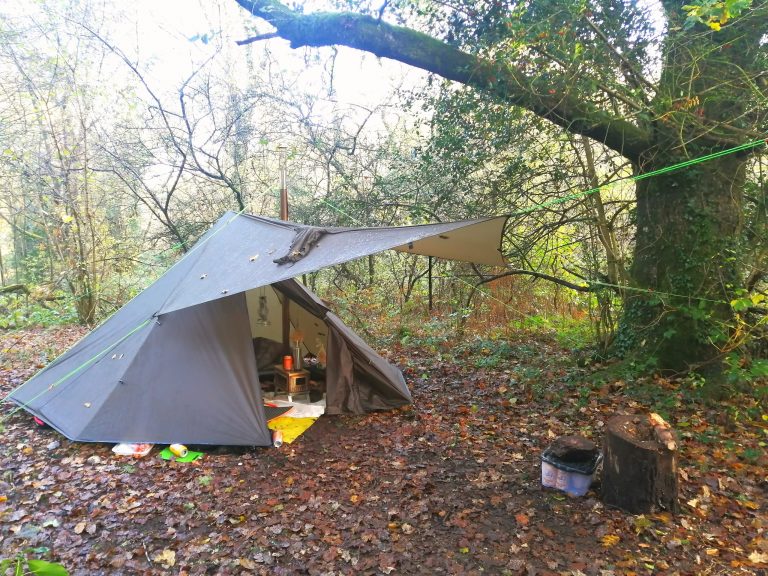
left=616, top=152, right=747, bottom=371
left=614, top=4, right=758, bottom=373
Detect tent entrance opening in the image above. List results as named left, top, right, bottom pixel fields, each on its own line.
left=245, top=284, right=327, bottom=404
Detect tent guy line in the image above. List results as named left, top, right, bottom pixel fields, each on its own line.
left=3, top=139, right=764, bottom=433
left=1, top=318, right=152, bottom=423
left=509, top=137, right=766, bottom=217
left=1, top=209, right=255, bottom=418
left=311, top=138, right=767, bottom=229
left=2, top=209, right=252, bottom=413
left=19, top=136, right=761, bottom=320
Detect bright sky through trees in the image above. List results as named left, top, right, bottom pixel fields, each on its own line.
left=111, top=0, right=421, bottom=117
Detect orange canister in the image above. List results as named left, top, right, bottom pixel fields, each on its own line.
left=282, top=355, right=293, bottom=370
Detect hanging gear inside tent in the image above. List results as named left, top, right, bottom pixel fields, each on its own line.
left=255, top=286, right=270, bottom=326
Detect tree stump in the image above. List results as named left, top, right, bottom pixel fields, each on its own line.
left=601, top=413, right=679, bottom=514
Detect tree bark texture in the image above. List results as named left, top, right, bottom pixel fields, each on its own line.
left=615, top=153, right=747, bottom=370
left=601, top=414, right=679, bottom=514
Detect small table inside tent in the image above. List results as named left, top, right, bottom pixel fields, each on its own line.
left=273, top=365, right=310, bottom=400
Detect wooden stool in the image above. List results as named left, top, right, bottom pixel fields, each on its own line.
left=273, top=365, right=310, bottom=400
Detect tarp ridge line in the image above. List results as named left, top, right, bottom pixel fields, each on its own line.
left=2, top=140, right=764, bottom=415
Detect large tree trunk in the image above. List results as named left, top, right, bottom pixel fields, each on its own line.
left=614, top=6, right=756, bottom=376
left=615, top=151, right=746, bottom=373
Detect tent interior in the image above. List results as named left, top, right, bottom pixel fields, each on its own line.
left=246, top=283, right=328, bottom=402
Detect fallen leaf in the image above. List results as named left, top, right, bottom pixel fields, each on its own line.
left=749, top=551, right=768, bottom=564
left=633, top=516, right=652, bottom=534
left=601, top=534, right=620, bottom=547
left=153, top=549, right=176, bottom=567
left=515, top=513, right=529, bottom=526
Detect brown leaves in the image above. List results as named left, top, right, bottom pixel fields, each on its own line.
left=1, top=328, right=767, bottom=574
left=237, top=557, right=258, bottom=570
left=72, top=521, right=96, bottom=535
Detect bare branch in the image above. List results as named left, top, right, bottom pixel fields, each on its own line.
left=233, top=0, right=652, bottom=161
left=236, top=32, right=279, bottom=45
left=477, top=269, right=595, bottom=293
left=582, top=14, right=656, bottom=95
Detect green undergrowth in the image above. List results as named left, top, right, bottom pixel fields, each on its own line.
left=0, top=294, right=78, bottom=329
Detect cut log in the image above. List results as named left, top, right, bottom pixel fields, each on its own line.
left=601, top=413, right=679, bottom=514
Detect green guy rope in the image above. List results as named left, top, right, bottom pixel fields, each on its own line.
left=1, top=210, right=250, bottom=416
left=589, top=281, right=726, bottom=304
left=1, top=318, right=152, bottom=423
left=3, top=139, right=765, bottom=417
left=512, top=138, right=766, bottom=216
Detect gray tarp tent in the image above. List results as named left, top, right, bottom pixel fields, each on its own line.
left=9, top=212, right=507, bottom=446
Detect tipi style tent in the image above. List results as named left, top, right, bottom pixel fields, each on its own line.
left=9, top=212, right=507, bottom=446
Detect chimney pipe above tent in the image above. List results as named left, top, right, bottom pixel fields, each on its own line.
left=278, top=144, right=291, bottom=353
left=278, top=145, right=288, bottom=220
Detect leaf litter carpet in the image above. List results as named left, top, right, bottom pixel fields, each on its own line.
left=1, top=327, right=767, bottom=574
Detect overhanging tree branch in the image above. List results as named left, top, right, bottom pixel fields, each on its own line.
left=236, top=32, right=279, bottom=45
left=233, top=0, right=652, bottom=161
left=463, top=267, right=603, bottom=311
left=476, top=269, right=596, bottom=293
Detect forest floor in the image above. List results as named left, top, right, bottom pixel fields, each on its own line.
left=1, top=326, right=767, bottom=575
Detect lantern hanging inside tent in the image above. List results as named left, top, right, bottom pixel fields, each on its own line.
left=256, top=286, right=270, bottom=326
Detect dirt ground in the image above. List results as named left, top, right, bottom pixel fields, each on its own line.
left=1, top=326, right=767, bottom=575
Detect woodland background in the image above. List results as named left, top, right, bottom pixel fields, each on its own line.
left=0, top=0, right=765, bottom=394
left=1, top=1, right=768, bottom=574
